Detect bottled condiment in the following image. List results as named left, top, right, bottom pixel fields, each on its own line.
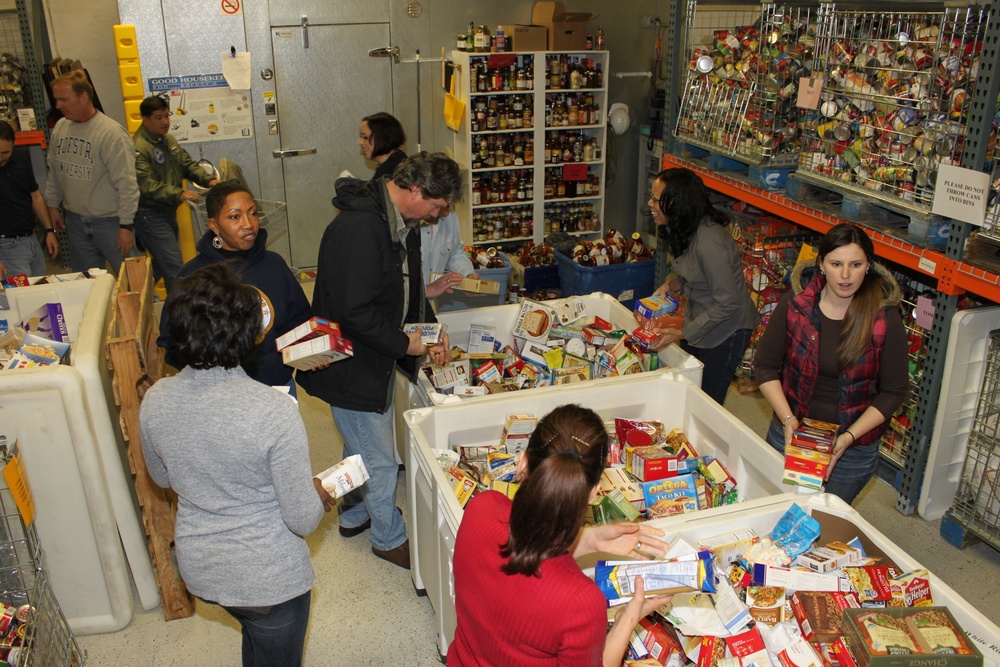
left=474, top=25, right=492, bottom=53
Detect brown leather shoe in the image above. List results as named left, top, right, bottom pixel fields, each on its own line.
left=372, top=540, right=410, bottom=569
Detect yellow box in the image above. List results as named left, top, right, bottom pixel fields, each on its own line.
left=113, top=24, right=139, bottom=60
left=118, top=62, right=144, bottom=100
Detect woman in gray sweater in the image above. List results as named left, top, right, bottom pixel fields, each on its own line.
left=140, top=263, right=333, bottom=667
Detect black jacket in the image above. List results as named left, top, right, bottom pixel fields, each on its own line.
left=372, top=149, right=406, bottom=181
left=297, top=177, right=435, bottom=413
left=157, top=228, right=313, bottom=386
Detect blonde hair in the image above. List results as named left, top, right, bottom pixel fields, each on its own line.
left=51, top=70, right=94, bottom=100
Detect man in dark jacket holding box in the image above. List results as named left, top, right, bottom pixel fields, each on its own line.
left=298, top=152, right=461, bottom=569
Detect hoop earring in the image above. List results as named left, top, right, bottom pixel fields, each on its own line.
left=212, top=235, right=223, bottom=249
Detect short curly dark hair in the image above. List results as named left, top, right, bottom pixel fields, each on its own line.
left=164, top=263, right=262, bottom=369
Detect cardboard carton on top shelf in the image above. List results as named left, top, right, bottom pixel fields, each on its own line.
left=508, top=25, right=548, bottom=52
left=531, top=2, right=598, bottom=51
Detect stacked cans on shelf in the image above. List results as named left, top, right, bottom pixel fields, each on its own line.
left=798, top=6, right=989, bottom=213
left=676, top=2, right=821, bottom=167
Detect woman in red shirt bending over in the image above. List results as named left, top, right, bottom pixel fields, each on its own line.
left=449, top=404, right=673, bottom=667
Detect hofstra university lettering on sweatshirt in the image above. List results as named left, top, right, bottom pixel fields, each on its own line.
left=45, top=112, right=139, bottom=226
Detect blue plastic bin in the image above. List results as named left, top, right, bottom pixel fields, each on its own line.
left=554, top=251, right=656, bottom=303
left=434, top=252, right=512, bottom=312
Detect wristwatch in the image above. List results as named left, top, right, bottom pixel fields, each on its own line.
left=120, top=224, right=134, bottom=231
left=44, top=229, right=55, bottom=234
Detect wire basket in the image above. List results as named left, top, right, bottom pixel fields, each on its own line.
left=949, top=329, right=1000, bottom=548
left=186, top=198, right=289, bottom=249
left=0, top=465, right=83, bottom=667
left=878, top=282, right=932, bottom=468
left=675, top=2, right=822, bottom=166
left=797, top=3, right=990, bottom=215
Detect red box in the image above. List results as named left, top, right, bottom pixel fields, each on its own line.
left=790, top=591, right=861, bottom=643
left=637, top=617, right=683, bottom=666
left=275, top=316, right=341, bottom=351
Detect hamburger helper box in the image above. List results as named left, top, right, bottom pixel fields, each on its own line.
left=405, top=293, right=704, bottom=409
left=403, top=373, right=790, bottom=657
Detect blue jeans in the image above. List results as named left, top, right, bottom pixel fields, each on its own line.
left=135, top=206, right=183, bottom=291
left=221, top=590, right=311, bottom=667
left=65, top=211, right=135, bottom=275
left=765, top=418, right=879, bottom=504
left=681, top=328, right=753, bottom=406
left=0, top=235, right=46, bottom=278
left=331, top=403, right=407, bottom=551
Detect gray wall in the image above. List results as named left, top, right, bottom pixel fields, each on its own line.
left=44, top=0, right=673, bottom=238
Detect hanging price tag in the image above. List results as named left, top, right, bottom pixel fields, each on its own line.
left=797, top=77, right=823, bottom=109
left=915, top=295, right=935, bottom=330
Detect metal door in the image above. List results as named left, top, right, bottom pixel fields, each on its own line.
left=271, top=22, right=393, bottom=267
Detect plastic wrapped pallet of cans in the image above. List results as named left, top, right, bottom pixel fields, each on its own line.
left=403, top=373, right=788, bottom=656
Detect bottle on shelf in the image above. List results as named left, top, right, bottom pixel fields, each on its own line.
left=474, top=25, right=492, bottom=53
left=466, top=22, right=475, bottom=52
left=595, top=26, right=605, bottom=49
left=495, top=24, right=506, bottom=52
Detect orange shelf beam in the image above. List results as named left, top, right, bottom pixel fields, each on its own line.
left=662, top=153, right=951, bottom=280
left=14, top=130, right=46, bottom=149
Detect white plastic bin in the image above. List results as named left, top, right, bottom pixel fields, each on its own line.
left=920, top=306, right=1000, bottom=520
left=641, top=493, right=1000, bottom=667
left=403, top=373, right=786, bottom=656
left=0, top=276, right=158, bottom=633
left=392, top=292, right=704, bottom=462
left=419, top=292, right=704, bottom=407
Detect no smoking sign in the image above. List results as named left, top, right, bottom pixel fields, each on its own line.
left=221, top=0, right=242, bottom=15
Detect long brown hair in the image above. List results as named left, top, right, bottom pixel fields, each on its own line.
left=501, top=404, right=609, bottom=576
left=817, top=224, right=885, bottom=369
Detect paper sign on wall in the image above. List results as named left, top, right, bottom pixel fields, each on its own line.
left=932, top=163, right=990, bottom=226
left=221, top=0, right=242, bottom=16
left=148, top=74, right=253, bottom=144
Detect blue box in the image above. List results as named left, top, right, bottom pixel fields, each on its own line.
left=708, top=153, right=748, bottom=174
left=435, top=252, right=512, bottom=313
left=554, top=251, right=656, bottom=303
left=748, top=165, right=795, bottom=191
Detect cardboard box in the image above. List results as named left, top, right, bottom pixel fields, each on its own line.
left=508, top=24, right=548, bottom=52
left=275, top=316, right=341, bottom=351
left=281, top=333, right=353, bottom=370
left=840, top=607, right=983, bottom=667
left=430, top=272, right=500, bottom=295
left=531, top=1, right=598, bottom=51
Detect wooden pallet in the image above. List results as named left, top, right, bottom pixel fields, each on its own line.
left=104, top=256, right=194, bottom=620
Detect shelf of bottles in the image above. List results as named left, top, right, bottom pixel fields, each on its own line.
left=452, top=49, right=609, bottom=247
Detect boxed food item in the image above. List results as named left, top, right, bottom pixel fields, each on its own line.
left=840, top=607, right=983, bottom=667
left=643, top=473, right=700, bottom=518
left=745, top=585, right=786, bottom=625
left=281, top=332, right=353, bottom=370
left=274, top=316, right=340, bottom=351
left=512, top=300, right=558, bottom=342
left=467, top=325, right=497, bottom=355
left=796, top=540, right=863, bottom=574
left=405, top=322, right=447, bottom=346
left=792, top=418, right=839, bottom=453
left=791, top=590, right=862, bottom=643
left=635, top=294, right=680, bottom=320
left=19, top=302, right=69, bottom=342
left=429, top=272, right=500, bottom=295
left=890, top=570, right=933, bottom=608
left=4, top=332, right=71, bottom=370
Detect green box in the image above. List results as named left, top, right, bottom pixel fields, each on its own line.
left=841, top=607, right=983, bottom=667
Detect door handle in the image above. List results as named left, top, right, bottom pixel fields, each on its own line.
left=368, top=46, right=400, bottom=64
left=272, top=148, right=317, bottom=158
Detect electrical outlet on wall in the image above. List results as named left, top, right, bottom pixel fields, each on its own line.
left=640, top=16, right=660, bottom=29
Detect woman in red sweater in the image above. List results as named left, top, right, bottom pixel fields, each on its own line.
left=449, top=404, right=672, bottom=667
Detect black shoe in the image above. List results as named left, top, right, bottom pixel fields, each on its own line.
left=372, top=540, right=411, bottom=569
left=338, top=518, right=371, bottom=538
left=337, top=506, right=403, bottom=538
